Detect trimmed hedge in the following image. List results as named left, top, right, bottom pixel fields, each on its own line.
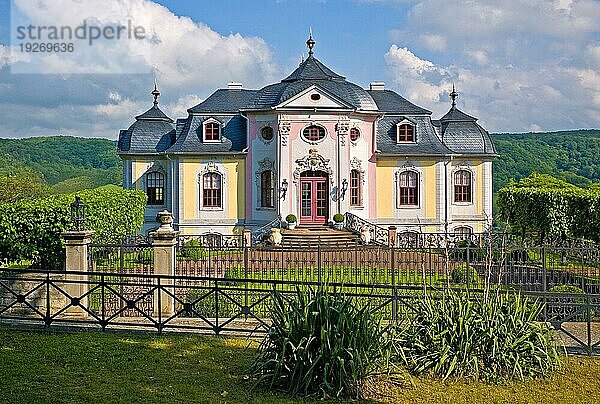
left=497, top=173, right=600, bottom=242
left=0, top=186, right=146, bottom=269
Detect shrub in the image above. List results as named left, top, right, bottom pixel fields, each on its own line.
left=391, top=290, right=560, bottom=382
left=450, top=265, right=479, bottom=287
left=251, top=289, right=390, bottom=399
left=547, top=284, right=594, bottom=321
left=177, top=239, right=207, bottom=260
left=333, top=213, right=344, bottom=223
left=0, top=187, right=146, bottom=269
left=285, top=214, right=296, bottom=223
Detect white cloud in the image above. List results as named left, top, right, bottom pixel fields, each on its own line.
left=0, top=0, right=279, bottom=138
left=384, top=0, right=600, bottom=131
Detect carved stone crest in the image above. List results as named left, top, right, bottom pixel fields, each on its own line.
left=293, top=151, right=333, bottom=183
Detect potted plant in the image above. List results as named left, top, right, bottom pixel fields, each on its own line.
left=286, top=214, right=297, bottom=230
left=332, top=213, right=344, bottom=230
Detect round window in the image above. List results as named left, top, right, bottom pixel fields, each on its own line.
left=349, top=127, right=360, bottom=141
left=302, top=125, right=326, bottom=142
left=310, top=93, right=321, bottom=101
left=261, top=126, right=273, bottom=141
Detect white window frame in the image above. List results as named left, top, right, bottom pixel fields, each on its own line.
left=203, top=118, right=222, bottom=143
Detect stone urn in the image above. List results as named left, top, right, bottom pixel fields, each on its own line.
left=156, top=210, right=174, bottom=231
left=269, top=228, right=282, bottom=246
left=360, top=226, right=371, bottom=244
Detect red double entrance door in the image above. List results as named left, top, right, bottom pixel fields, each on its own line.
left=300, top=171, right=328, bottom=225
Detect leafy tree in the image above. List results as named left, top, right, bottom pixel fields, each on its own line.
left=0, top=170, right=50, bottom=202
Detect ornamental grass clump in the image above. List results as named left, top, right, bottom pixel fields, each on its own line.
left=391, top=290, right=560, bottom=382
left=251, top=288, right=390, bottom=399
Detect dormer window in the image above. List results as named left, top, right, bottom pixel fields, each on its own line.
left=397, top=123, right=415, bottom=142
left=203, top=119, right=221, bottom=142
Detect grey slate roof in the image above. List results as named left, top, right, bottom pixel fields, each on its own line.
left=249, top=79, right=378, bottom=110
left=368, top=90, right=431, bottom=115
left=117, top=53, right=495, bottom=158
left=376, top=116, right=452, bottom=156
left=439, top=107, right=496, bottom=155
left=188, top=89, right=257, bottom=114
left=118, top=105, right=175, bottom=154
left=282, top=55, right=345, bottom=82
left=166, top=114, right=246, bottom=153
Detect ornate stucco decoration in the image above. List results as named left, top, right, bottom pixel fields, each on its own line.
left=198, top=161, right=225, bottom=185
left=278, top=120, right=291, bottom=147
left=350, top=157, right=366, bottom=185
left=293, top=149, right=334, bottom=184
left=336, top=117, right=350, bottom=146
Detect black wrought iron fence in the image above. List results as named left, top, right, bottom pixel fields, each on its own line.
left=87, top=242, right=154, bottom=317
left=0, top=268, right=598, bottom=354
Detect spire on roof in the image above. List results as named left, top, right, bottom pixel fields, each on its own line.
left=449, top=83, right=458, bottom=109
left=306, top=27, right=315, bottom=55
left=152, top=79, right=160, bottom=107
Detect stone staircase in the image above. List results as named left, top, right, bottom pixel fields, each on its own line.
left=280, top=226, right=361, bottom=249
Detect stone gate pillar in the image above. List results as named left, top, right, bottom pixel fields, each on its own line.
left=61, top=230, right=95, bottom=316
left=150, top=210, right=179, bottom=318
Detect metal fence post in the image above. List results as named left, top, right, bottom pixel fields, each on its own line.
left=466, top=243, right=471, bottom=290
left=317, top=238, right=322, bottom=288
left=391, top=246, right=397, bottom=323
left=586, top=293, right=592, bottom=356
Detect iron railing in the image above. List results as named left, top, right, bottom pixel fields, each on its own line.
left=0, top=268, right=599, bottom=354
left=344, top=212, right=389, bottom=246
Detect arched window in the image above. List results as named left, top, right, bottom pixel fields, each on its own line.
left=399, top=171, right=418, bottom=206
left=454, top=170, right=472, bottom=203
left=454, top=226, right=473, bottom=236
left=260, top=170, right=274, bottom=208
left=350, top=169, right=361, bottom=206
left=204, top=122, right=220, bottom=142
left=349, top=127, right=360, bottom=142
left=397, top=124, right=414, bottom=142
left=260, top=126, right=273, bottom=141
left=202, top=172, right=222, bottom=208
left=302, top=125, right=326, bottom=142
left=146, top=172, right=164, bottom=205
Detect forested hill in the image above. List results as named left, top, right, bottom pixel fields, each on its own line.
left=491, top=130, right=600, bottom=191
left=0, top=131, right=598, bottom=195
left=0, top=136, right=121, bottom=193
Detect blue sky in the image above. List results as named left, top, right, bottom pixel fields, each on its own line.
left=0, top=0, right=599, bottom=138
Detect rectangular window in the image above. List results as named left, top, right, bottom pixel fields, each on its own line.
left=399, top=171, right=418, bottom=206
left=146, top=172, right=165, bottom=205
left=350, top=170, right=361, bottom=206
left=454, top=170, right=472, bottom=203
left=260, top=171, right=274, bottom=208
left=202, top=173, right=222, bottom=208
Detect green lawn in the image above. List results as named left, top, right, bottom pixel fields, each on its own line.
left=1, top=326, right=599, bottom=403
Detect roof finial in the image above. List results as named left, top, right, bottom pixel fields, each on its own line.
left=449, top=83, right=458, bottom=109
left=306, top=27, right=315, bottom=55
left=152, top=78, right=160, bottom=107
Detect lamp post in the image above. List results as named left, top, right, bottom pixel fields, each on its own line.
left=70, top=196, right=86, bottom=231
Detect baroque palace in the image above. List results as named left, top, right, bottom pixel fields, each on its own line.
left=117, top=35, right=496, bottom=236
